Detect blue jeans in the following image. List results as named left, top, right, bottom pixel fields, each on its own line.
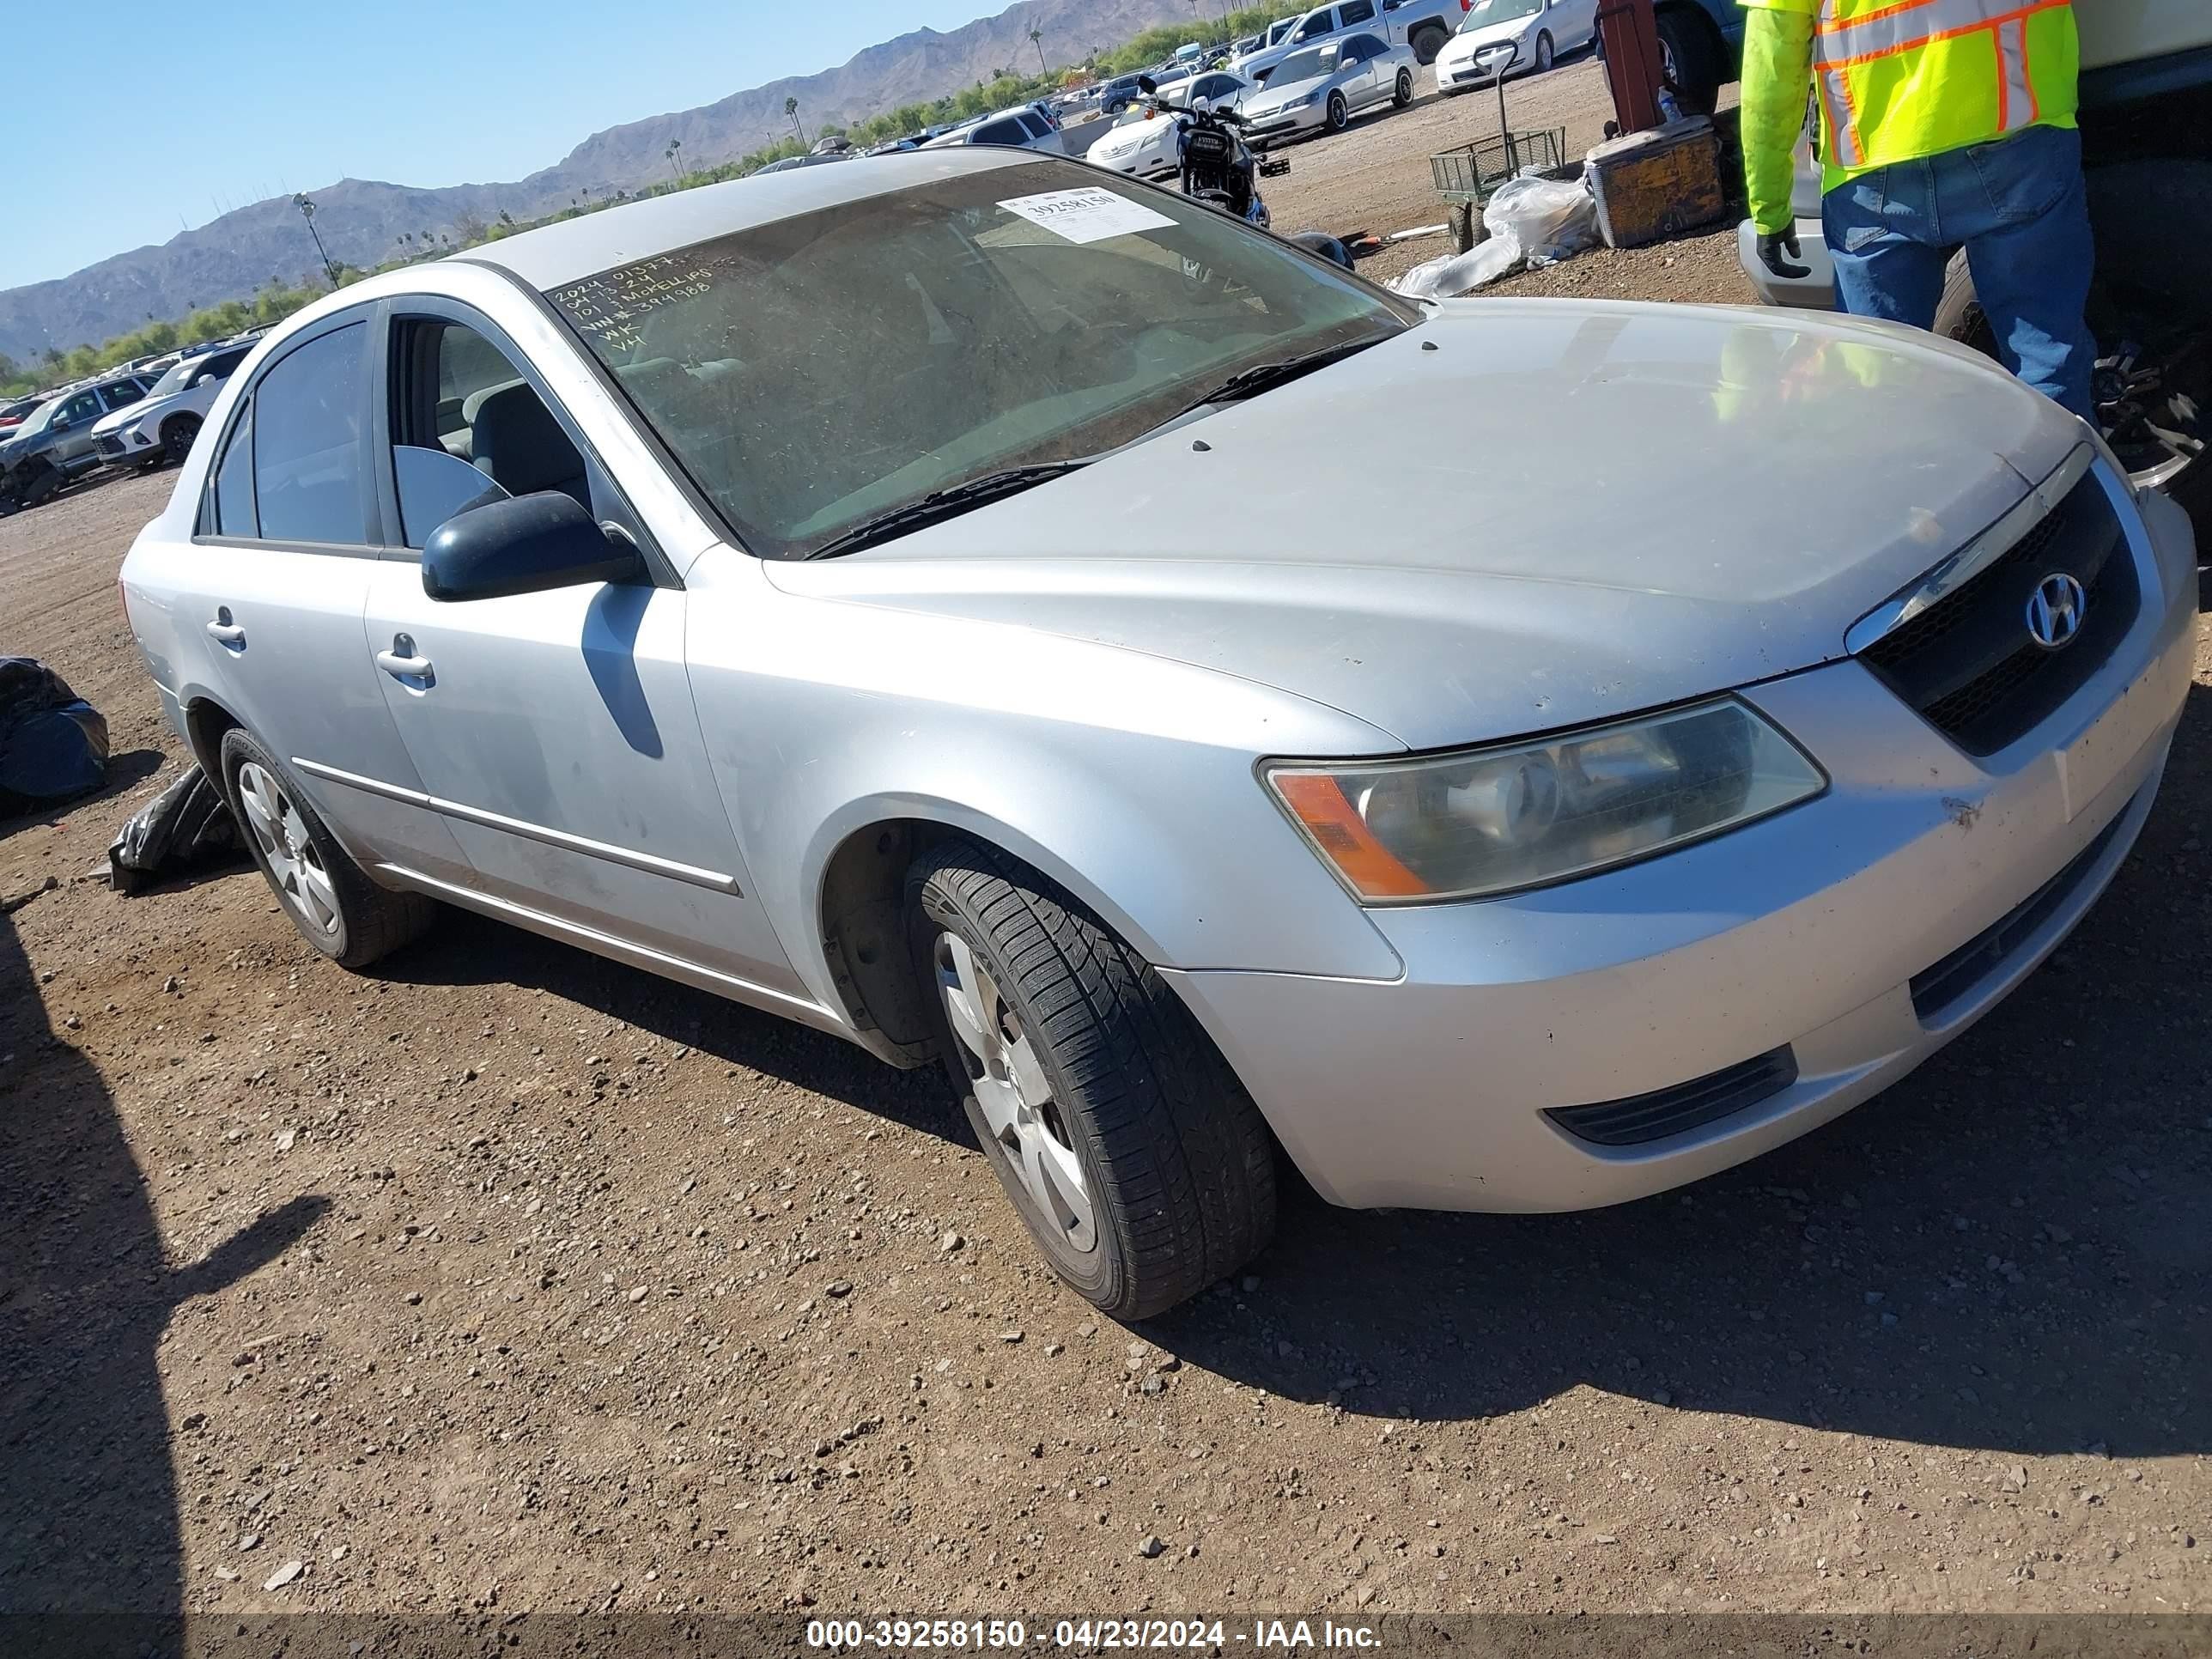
left=1822, top=123, right=2098, bottom=423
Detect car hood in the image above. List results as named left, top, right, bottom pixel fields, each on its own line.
left=93, top=391, right=179, bottom=437
left=1088, top=117, right=1169, bottom=154
left=1443, top=15, right=1539, bottom=57
left=767, top=301, right=2087, bottom=751
left=1249, top=70, right=1337, bottom=108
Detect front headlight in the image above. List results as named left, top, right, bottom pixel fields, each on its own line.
left=1264, top=699, right=1826, bottom=903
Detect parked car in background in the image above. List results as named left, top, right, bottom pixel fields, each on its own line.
left=117, top=146, right=2195, bottom=1321
left=88, top=341, right=252, bottom=471
left=1097, top=74, right=1148, bottom=115
left=1084, top=71, right=1255, bottom=178
left=1238, top=0, right=1470, bottom=83
left=0, top=369, right=157, bottom=511
left=921, top=106, right=1062, bottom=151
left=1243, top=34, right=1415, bottom=141
left=1437, top=0, right=1599, bottom=88
left=866, top=137, right=921, bottom=155
left=0, top=394, right=44, bottom=432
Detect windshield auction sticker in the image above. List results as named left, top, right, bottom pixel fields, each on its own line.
left=996, top=187, right=1176, bottom=245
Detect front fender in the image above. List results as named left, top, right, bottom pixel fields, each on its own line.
left=684, top=557, right=1409, bottom=1023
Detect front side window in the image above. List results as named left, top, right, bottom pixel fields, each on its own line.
left=1018, top=112, right=1052, bottom=138
left=251, top=323, right=368, bottom=544
left=59, top=392, right=101, bottom=426
left=550, top=160, right=1409, bottom=560
left=974, top=119, right=1028, bottom=146
left=390, top=319, right=588, bottom=549
left=1294, top=11, right=1334, bottom=40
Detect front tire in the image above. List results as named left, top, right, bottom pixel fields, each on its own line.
left=1534, top=31, right=1555, bottom=72
left=908, top=840, right=1276, bottom=1321
left=1325, top=91, right=1349, bottom=133
left=161, top=413, right=201, bottom=468
left=219, top=727, right=435, bottom=969
left=1410, top=24, right=1448, bottom=65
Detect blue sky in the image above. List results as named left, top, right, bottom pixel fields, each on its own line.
left=4, top=0, right=1011, bottom=292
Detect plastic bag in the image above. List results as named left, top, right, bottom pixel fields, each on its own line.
left=1390, top=231, right=1522, bottom=299
left=107, top=766, right=244, bottom=895
left=1482, top=175, right=1600, bottom=267
left=0, top=657, right=109, bottom=818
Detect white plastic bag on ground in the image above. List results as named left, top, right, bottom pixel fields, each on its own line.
left=1389, top=231, right=1522, bottom=299
left=1482, top=175, right=1599, bottom=267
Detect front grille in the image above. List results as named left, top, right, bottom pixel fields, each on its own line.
left=1859, top=470, right=2135, bottom=756
left=1909, top=799, right=2133, bottom=1021
left=1547, top=1047, right=1799, bottom=1147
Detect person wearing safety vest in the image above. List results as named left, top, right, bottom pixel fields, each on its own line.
left=1739, top=0, right=2097, bottom=423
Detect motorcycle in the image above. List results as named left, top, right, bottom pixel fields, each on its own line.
left=1134, top=75, right=1356, bottom=270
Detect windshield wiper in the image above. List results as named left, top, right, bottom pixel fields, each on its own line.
left=1165, top=336, right=1388, bottom=423
left=805, top=460, right=1090, bottom=559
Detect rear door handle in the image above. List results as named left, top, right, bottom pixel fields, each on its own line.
left=205, top=606, right=245, bottom=647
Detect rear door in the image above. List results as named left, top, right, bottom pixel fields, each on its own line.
left=360, top=300, right=799, bottom=997
left=147, top=308, right=468, bottom=879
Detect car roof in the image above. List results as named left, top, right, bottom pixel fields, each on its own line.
left=461, top=147, right=1050, bottom=292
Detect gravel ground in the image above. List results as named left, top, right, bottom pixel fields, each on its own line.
left=1255, top=54, right=1749, bottom=299
left=3, top=156, right=2210, bottom=1626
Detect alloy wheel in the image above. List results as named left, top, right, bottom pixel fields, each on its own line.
left=2096, top=334, right=2205, bottom=494
left=933, top=929, right=1097, bottom=1255
left=236, top=761, right=341, bottom=940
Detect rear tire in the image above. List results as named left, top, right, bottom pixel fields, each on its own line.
left=908, top=839, right=1276, bottom=1321
left=1653, top=6, right=1724, bottom=116
left=1326, top=91, right=1349, bottom=133
left=218, top=727, right=435, bottom=969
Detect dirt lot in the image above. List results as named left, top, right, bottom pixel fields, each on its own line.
left=3, top=80, right=2210, bottom=1625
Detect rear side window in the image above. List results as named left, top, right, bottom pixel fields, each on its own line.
left=213, top=404, right=257, bottom=538
left=251, top=324, right=368, bottom=544
left=1341, top=0, right=1376, bottom=24
left=103, top=381, right=147, bottom=410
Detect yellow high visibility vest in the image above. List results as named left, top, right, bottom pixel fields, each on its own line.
left=1811, top=0, right=2080, bottom=174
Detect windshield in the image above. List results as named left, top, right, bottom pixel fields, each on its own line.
left=550, top=161, right=1410, bottom=559
left=148, top=358, right=201, bottom=397
left=1461, top=0, right=1544, bottom=27
left=1271, top=46, right=1337, bottom=83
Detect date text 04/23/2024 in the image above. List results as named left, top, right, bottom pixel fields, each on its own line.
left=805, top=1620, right=1383, bottom=1651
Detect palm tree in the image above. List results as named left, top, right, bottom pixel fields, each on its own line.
left=784, top=95, right=808, bottom=147
left=665, top=137, right=683, bottom=184
left=1030, top=23, right=1048, bottom=73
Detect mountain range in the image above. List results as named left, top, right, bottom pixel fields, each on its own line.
left=0, top=0, right=1188, bottom=364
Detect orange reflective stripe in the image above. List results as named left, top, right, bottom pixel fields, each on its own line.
left=1814, top=0, right=2066, bottom=69
left=1819, top=69, right=1863, bottom=165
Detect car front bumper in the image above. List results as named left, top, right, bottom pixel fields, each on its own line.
left=1167, top=476, right=2197, bottom=1212
left=1245, top=103, right=1326, bottom=142
left=94, top=428, right=161, bottom=467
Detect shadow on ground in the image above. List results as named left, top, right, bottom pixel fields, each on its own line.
left=0, top=905, right=327, bottom=1618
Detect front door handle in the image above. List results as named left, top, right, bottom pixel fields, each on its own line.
left=376, top=633, right=434, bottom=682
left=205, top=606, right=245, bottom=647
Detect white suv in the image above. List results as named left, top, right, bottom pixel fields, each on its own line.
left=90, top=342, right=252, bottom=472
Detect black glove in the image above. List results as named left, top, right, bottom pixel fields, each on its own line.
left=1757, top=228, right=1810, bottom=279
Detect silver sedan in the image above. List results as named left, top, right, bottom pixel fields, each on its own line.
left=120, top=148, right=2197, bottom=1317
left=1240, top=32, right=1417, bottom=143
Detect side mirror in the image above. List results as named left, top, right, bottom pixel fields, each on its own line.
left=1137, top=74, right=1158, bottom=93
left=422, top=491, right=645, bottom=602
